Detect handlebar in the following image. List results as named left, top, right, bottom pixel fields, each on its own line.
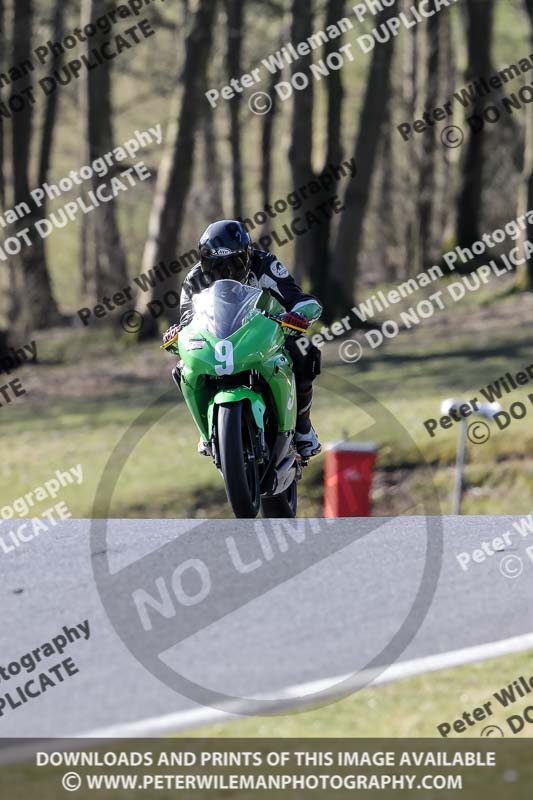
left=160, top=313, right=309, bottom=351
left=160, top=334, right=179, bottom=351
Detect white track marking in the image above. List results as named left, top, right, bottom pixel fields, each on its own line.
left=2, top=631, right=532, bottom=765
left=76, top=631, right=533, bottom=739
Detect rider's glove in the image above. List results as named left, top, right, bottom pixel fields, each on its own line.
left=278, top=312, right=311, bottom=332
left=162, top=324, right=182, bottom=355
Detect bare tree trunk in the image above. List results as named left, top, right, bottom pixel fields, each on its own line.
left=519, top=0, right=533, bottom=290
left=313, top=0, right=344, bottom=313
left=78, top=2, right=95, bottom=300
left=201, top=18, right=226, bottom=221
left=418, top=11, right=441, bottom=269
left=288, top=0, right=345, bottom=303
left=405, top=8, right=422, bottom=277
left=11, top=0, right=61, bottom=328
left=331, top=0, right=399, bottom=309
left=136, top=0, right=219, bottom=338
left=0, top=0, right=5, bottom=209
left=0, top=0, right=8, bottom=354
left=83, top=0, right=129, bottom=300
left=260, top=66, right=281, bottom=242
left=202, top=111, right=225, bottom=220
left=33, top=0, right=70, bottom=325
left=79, top=189, right=96, bottom=299
left=435, top=7, right=456, bottom=251
left=38, top=0, right=66, bottom=189
left=10, top=1, right=32, bottom=236
left=288, top=0, right=315, bottom=283
left=225, top=0, right=244, bottom=217
left=377, top=100, right=400, bottom=282
left=323, top=0, right=344, bottom=173
left=456, top=0, right=495, bottom=250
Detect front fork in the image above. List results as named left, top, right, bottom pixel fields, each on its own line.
left=171, top=364, right=182, bottom=393
left=209, top=401, right=267, bottom=472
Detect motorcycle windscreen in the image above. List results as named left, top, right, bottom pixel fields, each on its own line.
left=191, top=279, right=263, bottom=339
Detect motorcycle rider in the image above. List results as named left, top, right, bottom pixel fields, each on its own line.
left=163, top=219, right=323, bottom=458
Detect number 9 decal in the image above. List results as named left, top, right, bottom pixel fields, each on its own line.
left=215, top=340, right=235, bottom=376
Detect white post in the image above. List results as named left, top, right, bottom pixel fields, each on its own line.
left=453, top=419, right=467, bottom=516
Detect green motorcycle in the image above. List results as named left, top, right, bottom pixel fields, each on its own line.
left=162, top=279, right=309, bottom=519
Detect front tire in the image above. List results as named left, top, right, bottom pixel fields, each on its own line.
left=218, top=402, right=261, bottom=519
left=261, top=480, right=298, bottom=519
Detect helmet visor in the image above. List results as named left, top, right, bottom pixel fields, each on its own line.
left=201, top=251, right=250, bottom=281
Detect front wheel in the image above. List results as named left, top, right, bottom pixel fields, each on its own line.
left=261, top=480, right=298, bottom=519
left=218, top=402, right=261, bottom=519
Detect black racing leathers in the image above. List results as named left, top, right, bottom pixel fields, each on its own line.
left=179, top=248, right=322, bottom=326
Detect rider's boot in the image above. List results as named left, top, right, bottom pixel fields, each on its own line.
left=294, top=385, right=322, bottom=457
left=295, top=426, right=321, bottom=458
left=198, top=438, right=212, bottom=457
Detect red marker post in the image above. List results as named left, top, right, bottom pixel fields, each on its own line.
left=324, top=442, right=378, bottom=518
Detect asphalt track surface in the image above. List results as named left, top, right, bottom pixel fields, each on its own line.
left=1, top=515, right=533, bottom=738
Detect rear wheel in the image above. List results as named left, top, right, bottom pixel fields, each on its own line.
left=261, top=479, right=298, bottom=519
left=218, top=402, right=261, bottom=519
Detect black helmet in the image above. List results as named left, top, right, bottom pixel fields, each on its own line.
left=198, top=220, right=253, bottom=283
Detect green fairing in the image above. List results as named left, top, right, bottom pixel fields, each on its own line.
left=177, top=286, right=299, bottom=441
left=208, top=389, right=266, bottom=434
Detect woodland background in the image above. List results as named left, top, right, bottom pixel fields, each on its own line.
left=1, top=0, right=531, bottom=742
left=1, top=0, right=533, bottom=340
left=0, top=0, right=531, bottom=520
